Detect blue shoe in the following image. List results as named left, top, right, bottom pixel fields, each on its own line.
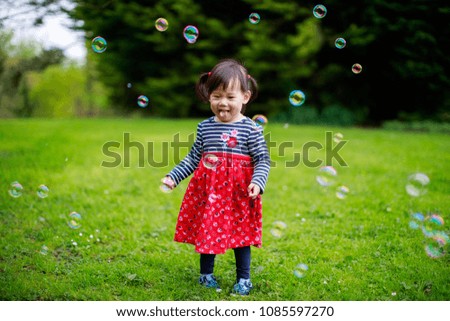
left=199, top=274, right=221, bottom=291
left=232, top=278, right=253, bottom=295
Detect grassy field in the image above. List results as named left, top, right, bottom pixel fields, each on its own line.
left=0, top=118, right=449, bottom=301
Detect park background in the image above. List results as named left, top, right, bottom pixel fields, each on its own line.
left=0, top=0, right=449, bottom=301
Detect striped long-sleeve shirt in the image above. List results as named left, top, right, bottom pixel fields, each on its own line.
left=167, top=116, right=271, bottom=192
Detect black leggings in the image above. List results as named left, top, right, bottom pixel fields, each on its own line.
left=200, top=246, right=251, bottom=280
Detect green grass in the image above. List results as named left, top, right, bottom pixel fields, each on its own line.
left=0, top=118, right=449, bottom=301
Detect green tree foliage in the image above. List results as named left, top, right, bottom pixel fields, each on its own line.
left=0, top=28, right=107, bottom=118
left=26, top=63, right=108, bottom=117
left=0, top=30, right=65, bottom=117
left=19, top=0, right=450, bottom=123
left=313, top=0, right=450, bottom=123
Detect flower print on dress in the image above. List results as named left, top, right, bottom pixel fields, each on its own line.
left=220, top=129, right=239, bottom=148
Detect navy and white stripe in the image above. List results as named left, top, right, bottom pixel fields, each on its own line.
left=167, top=116, right=271, bottom=192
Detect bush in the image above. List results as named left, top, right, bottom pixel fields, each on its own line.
left=382, top=120, right=450, bottom=133
left=271, top=104, right=360, bottom=126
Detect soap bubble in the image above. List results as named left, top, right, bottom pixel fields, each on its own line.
left=91, top=36, right=107, bottom=53
left=333, top=132, right=344, bottom=143
left=137, top=95, right=149, bottom=108
left=409, top=212, right=424, bottom=229
left=40, top=245, right=49, bottom=255
left=159, top=184, right=172, bottom=193
left=37, top=184, right=49, bottom=198
left=293, top=263, right=309, bottom=278
left=406, top=173, right=429, bottom=197
left=160, top=177, right=174, bottom=193
left=203, top=154, right=221, bottom=170
left=289, top=90, right=306, bottom=107
left=421, top=214, right=444, bottom=238
left=155, top=17, right=169, bottom=31
left=425, top=232, right=447, bottom=258
left=252, top=114, right=268, bottom=127
left=352, top=63, right=363, bottom=74
left=409, top=221, right=420, bottom=230
left=68, top=212, right=82, bottom=229
left=336, top=185, right=349, bottom=199
left=425, top=242, right=445, bottom=258
left=249, top=13, right=260, bottom=24
left=313, top=4, right=327, bottom=18
left=8, top=181, right=23, bottom=198
left=316, top=166, right=337, bottom=187
left=335, top=37, right=346, bottom=49
left=183, top=25, right=199, bottom=43
left=270, top=221, right=287, bottom=238
left=208, top=193, right=217, bottom=203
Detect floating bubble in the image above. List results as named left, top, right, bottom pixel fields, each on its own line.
left=160, top=176, right=174, bottom=193
left=183, top=25, right=199, bottom=44
left=137, top=95, right=149, bottom=108
left=270, top=221, right=287, bottom=238
left=293, top=263, right=309, bottom=278
left=203, top=154, right=221, bottom=170
left=316, top=166, right=337, bottom=187
left=336, top=185, right=349, bottom=199
left=8, top=181, right=23, bottom=198
left=409, top=221, right=420, bottom=229
left=68, top=212, right=82, bottom=229
left=333, top=132, right=344, bottom=143
left=159, top=183, right=173, bottom=193
left=425, top=241, right=445, bottom=259
left=252, top=114, right=268, bottom=127
left=426, top=214, right=444, bottom=226
left=335, top=37, right=346, bottom=49
left=40, top=245, right=49, bottom=255
left=37, top=184, right=49, bottom=198
left=208, top=193, right=217, bottom=203
left=249, top=13, right=260, bottom=24
left=313, top=4, right=327, bottom=18
left=433, top=230, right=449, bottom=246
left=352, top=63, right=363, bottom=74
left=127, top=273, right=137, bottom=281
left=289, top=90, right=306, bottom=107
left=408, top=212, right=424, bottom=229
left=127, top=83, right=132, bottom=89
left=406, top=173, right=429, bottom=197
left=91, top=36, right=107, bottom=53
left=412, top=212, right=425, bottom=222
left=422, top=214, right=444, bottom=238
left=155, top=17, right=169, bottom=31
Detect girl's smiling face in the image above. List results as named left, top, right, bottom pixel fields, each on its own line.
left=209, top=78, right=251, bottom=123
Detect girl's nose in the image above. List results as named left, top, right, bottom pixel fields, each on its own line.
left=218, top=98, right=228, bottom=106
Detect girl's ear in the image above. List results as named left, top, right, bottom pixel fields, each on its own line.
left=243, top=90, right=251, bottom=104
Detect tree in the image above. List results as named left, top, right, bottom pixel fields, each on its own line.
left=15, top=0, right=450, bottom=123
left=0, top=29, right=66, bottom=117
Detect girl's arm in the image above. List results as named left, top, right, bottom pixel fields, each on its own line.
left=248, top=127, right=271, bottom=194
left=164, top=123, right=204, bottom=187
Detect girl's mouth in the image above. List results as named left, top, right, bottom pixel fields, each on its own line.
left=219, top=110, right=229, bottom=118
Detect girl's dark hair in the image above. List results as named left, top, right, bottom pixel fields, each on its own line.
left=195, top=58, right=258, bottom=113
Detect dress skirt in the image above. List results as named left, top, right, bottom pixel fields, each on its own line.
left=174, top=152, right=263, bottom=254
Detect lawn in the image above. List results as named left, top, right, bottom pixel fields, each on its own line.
left=0, top=118, right=449, bottom=300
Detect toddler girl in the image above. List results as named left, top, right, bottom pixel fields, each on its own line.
left=162, top=58, right=270, bottom=295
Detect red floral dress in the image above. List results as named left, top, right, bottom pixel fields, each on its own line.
left=174, top=151, right=262, bottom=254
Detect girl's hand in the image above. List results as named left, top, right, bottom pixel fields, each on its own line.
left=161, top=176, right=175, bottom=190
left=247, top=183, right=261, bottom=199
